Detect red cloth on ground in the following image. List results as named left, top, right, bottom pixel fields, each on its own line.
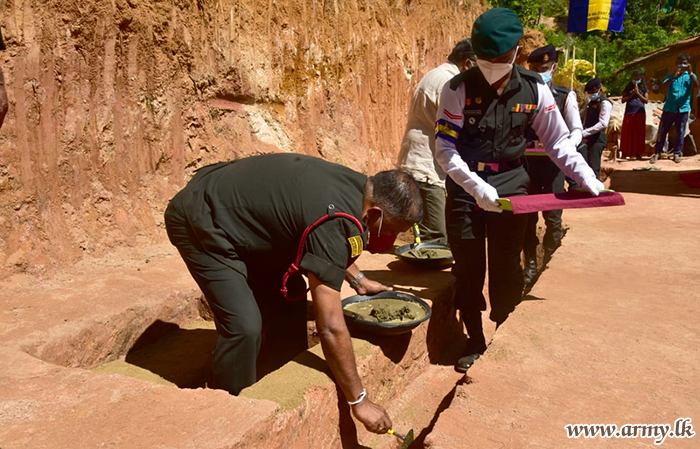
left=679, top=171, right=700, bottom=188
left=504, top=190, right=626, bottom=214
left=619, top=113, right=646, bottom=158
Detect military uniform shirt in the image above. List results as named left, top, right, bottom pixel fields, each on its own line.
left=170, top=154, right=369, bottom=291
left=582, top=99, right=612, bottom=138
left=434, top=66, right=595, bottom=197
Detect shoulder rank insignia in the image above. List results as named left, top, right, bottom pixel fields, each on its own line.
left=348, top=235, right=363, bottom=258
left=511, top=104, right=539, bottom=113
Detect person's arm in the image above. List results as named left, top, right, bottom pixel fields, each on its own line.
left=639, top=89, right=649, bottom=104
left=309, top=273, right=393, bottom=434
left=582, top=100, right=611, bottom=137
left=563, top=91, right=583, bottom=146
left=434, top=80, right=501, bottom=212
left=621, top=88, right=635, bottom=104
left=0, top=68, right=8, bottom=130
left=531, top=84, right=602, bottom=193
left=662, top=73, right=675, bottom=86
left=345, top=263, right=392, bottom=295
left=690, top=72, right=699, bottom=88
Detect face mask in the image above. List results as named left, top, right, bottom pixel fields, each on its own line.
left=366, top=210, right=397, bottom=254
left=477, top=46, right=519, bottom=85
left=633, top=79, right=641, bottom=84
left=678, top=63, right=690, bottom=69
left=588, top=93, right=600, bottom=101
left=540, top=69, right=553, bottom=84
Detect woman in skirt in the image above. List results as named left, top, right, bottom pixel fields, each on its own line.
left=620, top=69, right=649, bottom=159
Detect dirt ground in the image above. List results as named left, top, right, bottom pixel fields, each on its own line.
left=1, top=155, right=698, bottom=448
left=422, top=156, right=700, bottom=448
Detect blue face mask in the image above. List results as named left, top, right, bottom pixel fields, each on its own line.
left=633, top=79, right=641, bottom=84
left=540, top=69, right=553, bottom=84
left=588, top=93, right=600, bottom=101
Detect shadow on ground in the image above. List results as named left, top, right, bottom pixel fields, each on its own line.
left=609, top=168, right=700, bottom=198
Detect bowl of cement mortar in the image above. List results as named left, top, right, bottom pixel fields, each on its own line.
left=395, top=242, right=453, bottom=270
left=341, top=291, right=432, bottom=336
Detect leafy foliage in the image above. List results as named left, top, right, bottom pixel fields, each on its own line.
left=491, top=0, right=700, bottom=95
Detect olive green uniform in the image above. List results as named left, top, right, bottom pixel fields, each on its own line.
left=164, top=154, right=368, bottom=395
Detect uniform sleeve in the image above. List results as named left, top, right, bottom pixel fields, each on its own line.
left=434, top=80, right=488, bottom=196
left=564, top=91, right=583, bottom=147
left=531, top=83, right=596, bottom=186
left=299, top=219, right=363, bottom=291
left=582, top=100, right=611, bottom=137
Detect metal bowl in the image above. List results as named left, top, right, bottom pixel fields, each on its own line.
left=341, top=291, right=432, bottom=336
left=395, top=242, right=454, bottom=270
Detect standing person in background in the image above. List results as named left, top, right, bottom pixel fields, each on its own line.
left=522, top=44, right=583, bottom=286
left=397, top=39, right=477, bottom=243
left=435, top=8, right=604, bottom=373
left=582, top=78, right=612, bottom=179
left=620, top=70, right=649, bottom=160
left=650, top=53, right=698, bottom=164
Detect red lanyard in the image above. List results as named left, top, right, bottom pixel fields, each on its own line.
left=281, top=205, right=364, bottom=301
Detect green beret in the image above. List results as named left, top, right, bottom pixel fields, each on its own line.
left=472, top=8, right=524, bottom=59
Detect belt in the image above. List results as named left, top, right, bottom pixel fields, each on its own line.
left=467, top=157, right=524, bottom=173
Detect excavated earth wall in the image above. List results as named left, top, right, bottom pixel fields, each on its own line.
left=0, top=0, right=487, bottom=279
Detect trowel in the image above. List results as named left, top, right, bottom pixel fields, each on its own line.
left=388, top=428, right=414, bottom=448
left=411, top=223, right=421, bottom=247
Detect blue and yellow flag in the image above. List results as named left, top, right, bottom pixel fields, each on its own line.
left=568, top=0, right=627, bottom=33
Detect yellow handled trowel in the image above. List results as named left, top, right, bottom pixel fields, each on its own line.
left=388, top=428, right=415, bottom=448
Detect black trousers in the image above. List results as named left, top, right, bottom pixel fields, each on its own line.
left=524, top=158, right=566, bottom=255
left=587, top=139, right=605, bottom=180
left=447, top=202, right=528, bottom=325
left=164, top=202, right=307, bottom=395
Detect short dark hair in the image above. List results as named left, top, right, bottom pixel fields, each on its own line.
left=677, top=53, right=691, bottom=62
left=448, top=38, right=476, bottom=65
left=370, top=171, right=423, bottom=224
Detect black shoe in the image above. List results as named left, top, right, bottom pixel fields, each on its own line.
left=523, top=253, right=537, bottom=285
left=674, top=154, right=682, bottom=164
left=650, top=153, right=659, bottom=164
left=455, top=353, right=480, bottom=373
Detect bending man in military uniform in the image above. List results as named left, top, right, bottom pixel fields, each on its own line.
left=522, top=45, right=584, bottom=286
left=397, top=38, right=477, bottom=243
left=434, top=8, right=604, bottom=372
left=164, top=153, right=422, bottom=433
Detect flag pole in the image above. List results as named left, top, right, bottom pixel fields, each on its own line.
left=593, top=47, right=597, bottom=74
left=570, top=46, right=576, bottom=90
left=565, top=33, right=570, bottom=64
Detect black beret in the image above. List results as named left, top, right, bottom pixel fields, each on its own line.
left=585, top=77, right=602, bottom=91
left=472, top=8, right=524, bottom=59
left=527, top=45, right=557, bottom=64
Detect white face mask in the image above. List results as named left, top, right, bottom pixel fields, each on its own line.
left=477, top=46, right=519, bottom=85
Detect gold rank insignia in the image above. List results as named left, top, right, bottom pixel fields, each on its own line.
left=476, top=97, right=482, bottom=104
left=543, top=53, right=550, bottom=62
left=348, top=235, right=363, bottom=257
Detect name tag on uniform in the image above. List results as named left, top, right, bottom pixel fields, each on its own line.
left=511, top=104, right=538, bottom=113
left=464, top=110, right=482, bottom=116
left=348, top=235, right=363, bottom=257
